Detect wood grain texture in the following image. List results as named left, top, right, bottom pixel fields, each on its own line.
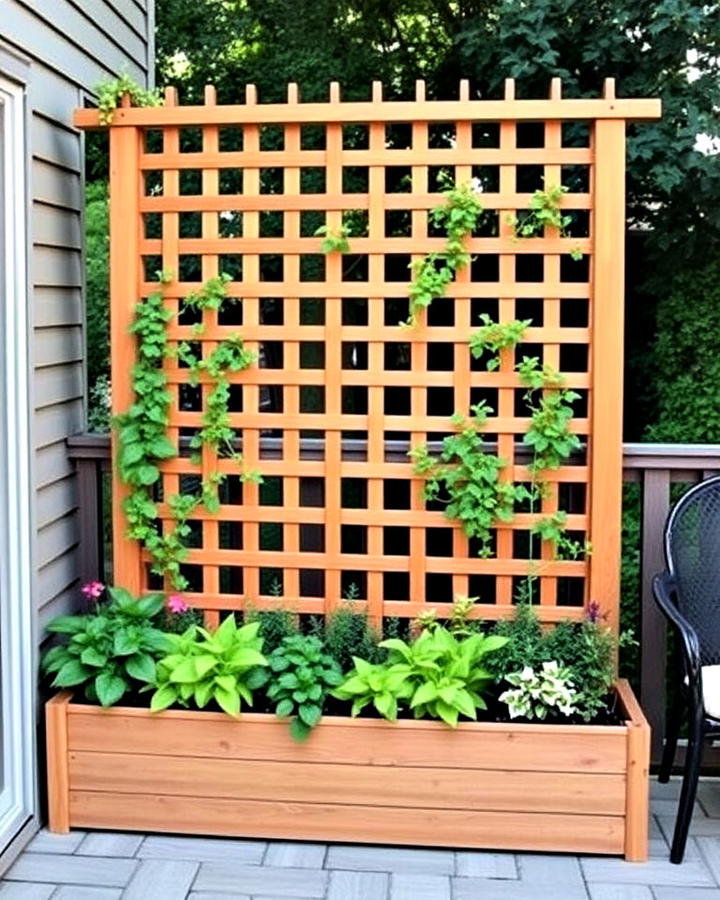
left=48, top=682, right=649, bottom=859
left=68, top=791, right=625, bottom=855
left=68, top=752, right=626, bottom=815
left=76, top=87, right=660, bottom=627
left=46, top=691, right=71, bottom=833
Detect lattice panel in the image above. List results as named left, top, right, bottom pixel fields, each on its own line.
left=80, top=79, right=660, bottom=630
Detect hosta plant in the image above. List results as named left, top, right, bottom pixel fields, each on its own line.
left=380, top=626, right=508, bottom=726
left=334, top=625, right=508, bottom=726
left=259, top=635, right=344, bottom=740
left=499, top=660, right=578, bottom=721
left=332, top=657, right=413, bottom=722
left=41, top=587, right=170, bottom=707
left=150, top=616, right=267, bottom=716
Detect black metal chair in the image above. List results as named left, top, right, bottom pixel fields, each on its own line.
left=653, top=475, right=720, bottom=864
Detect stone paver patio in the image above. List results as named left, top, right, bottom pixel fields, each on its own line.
left=2, top=778, right=720, bottom=899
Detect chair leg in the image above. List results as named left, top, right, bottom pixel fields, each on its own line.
left=659, top=693, right=684, bottom=783
left=670, top=711, right=705, bottom=864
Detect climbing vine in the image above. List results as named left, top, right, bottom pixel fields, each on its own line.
left=510, top=181, right=582, bottom=261
left=117, top=272, right=259, bottom=590
left=315, top=225, right=351, bottom=254
left=97, top=73, right=163, bottom=126
left=410, top=403, right=531, bottom=557
left=404, top=181, right=484, bottom=328
left=412, top=311, right=588, bottom=561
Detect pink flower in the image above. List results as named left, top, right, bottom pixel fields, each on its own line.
left=586, top=601, right=605, bottom=624
left=167, top=594, right=189, bottom=614
left=81, top=581, right=105, bottom=600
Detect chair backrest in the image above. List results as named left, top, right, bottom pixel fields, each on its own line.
left=665, top=475, right=720, bottom=666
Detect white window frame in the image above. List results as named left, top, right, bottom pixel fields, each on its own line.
left=0, top=72, right=36, bottom=851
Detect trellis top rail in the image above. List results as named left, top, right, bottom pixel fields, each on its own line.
left=73, top=78, right=661, bottom=129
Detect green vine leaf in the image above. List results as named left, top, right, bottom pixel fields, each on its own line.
left=96, top=73, right=163, bottom=126
left=404, top=180, right=484, bottom=327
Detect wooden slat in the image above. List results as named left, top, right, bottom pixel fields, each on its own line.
left=67, top=706, right=628, bottom=773
left=73, top=96, right=662, bottom=129
left=68, top=791, right=625, bottom=854
left=46, top=692, right=71, bottom=833
left=588, top=118, right=626, bottom=634
left=69, top=752, right=626, bottom=815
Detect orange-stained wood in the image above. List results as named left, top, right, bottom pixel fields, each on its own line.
left=617, top=679, right=651, bottom=861
left=68, top=791, right=625, bottom=855
left=68, top=751, right=627, bottom=814
left=46, top=692, right=71, bottom=833
left=48, top=684, right=647, bottom=858
left=589, top=118, right=627, bottom=635
left=79, top=85, right=660, bottom=627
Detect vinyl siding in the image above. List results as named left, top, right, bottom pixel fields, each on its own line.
left=1, top=0, right=153, bottom=622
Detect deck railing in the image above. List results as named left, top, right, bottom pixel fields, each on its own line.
left=66, top=433, right=720, bottom=765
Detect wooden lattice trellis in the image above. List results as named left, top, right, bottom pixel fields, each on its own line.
left=76, top=78, right=660, bottom=631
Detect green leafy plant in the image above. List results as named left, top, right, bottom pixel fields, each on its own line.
left=260, top=635, right=343, bottom=740
left=334, top=626, right=507, bottom=725
left=41, top=587, right=170, bottom=707
left=532, top=512, right=591, bottom=560
left=315, top=224, right=351, bottom=254
left=510, top=181, right=582, bottom=260
left=378, top=626, right=508, bottom=726
left=469, top=315, right=531, bottom=371
left=150, top=616, right=268, bottom=716
left=404, top=180, right=484, bottom=327
left=97, top=73, right=163, bottom=126
left=310, top=601, right=383, bottom=670
left=499, top=660, right=579, bottom=720
left=332, top=657, right=413, bottom=721
left=410, top=402, right=530, bottom=557
left=246, top=606, right=299, bottom=654
left=487, top=602, right=633, bottom=722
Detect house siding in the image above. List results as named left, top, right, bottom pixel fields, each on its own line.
left=1, top=0, right=154, bottom=627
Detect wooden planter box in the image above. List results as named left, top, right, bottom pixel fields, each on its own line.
left=46, top=679, right=650, bottom=859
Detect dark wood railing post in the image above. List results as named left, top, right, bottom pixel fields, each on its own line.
left=67, top=434, right=112, bottom=587
left=640, top=467, right=670, bottom=762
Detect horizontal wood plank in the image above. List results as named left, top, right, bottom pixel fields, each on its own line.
left=68, top=790, right=625, bottom=854
left=69, top=752, right=626, bottom=815
left=67, top=707, right=628, bottom=773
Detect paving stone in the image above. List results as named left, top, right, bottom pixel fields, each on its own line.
left=24, top=829, right=86, bottom=854
left=0, top=885, right=54, bottom=900
left=653, top=890, right=720, bottom=900
left=452, top=878, right=588, bottom=900
left=652, top=799, right=708, bottom=818
left=194, top=863, right=327, bottom=897
left=53, top=889, right=121, bottom=900
left=657, top=815, right=720, bottom=840
left=455, top=851, right=517, bottom=879
left=390, top=873, right=450, bottom=900
left=123, top=859, right=199, bottom=900
left=651, top=780, right=683, bottom=801
left=517, top=853, right=585, bottom=886
left=650, top=817, right=666, bottom=841
left=188, top=894, right=251, bottom=900
left=587, top=885, right=653, bottom=900
left=699, top=782, right=720, bottom=818
left=263, top=843, right=326, bottom=868
left=327, top=870, right=389, bottom=900
left=325, top=844, right=453, bottom=875
left=4, top=853, right=137, bottom=887
left=138, top=835, right=266, bottom=864
left=75, top=831, right=144, bottom=857
left=695, top=837, right=720, bottom=883
left=580, top=856, right=715, bottom=887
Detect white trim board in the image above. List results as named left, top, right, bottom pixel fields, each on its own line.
left=0, top=72, right=37, bottom=860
